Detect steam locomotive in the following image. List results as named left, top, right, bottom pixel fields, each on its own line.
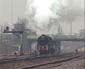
left=37, top=34, right=55, bottom=55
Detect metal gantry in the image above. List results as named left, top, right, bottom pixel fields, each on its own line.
left=3, top=27, right=24, bottom=55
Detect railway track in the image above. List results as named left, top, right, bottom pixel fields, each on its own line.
left=0, top=53, right=75, bottom=64
left=0, top=53, right=83, bottom=69
left=24, top=54, right=81, bottom=69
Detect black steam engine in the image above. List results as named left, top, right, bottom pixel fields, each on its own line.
left=37, top=34, right=56, bottom=55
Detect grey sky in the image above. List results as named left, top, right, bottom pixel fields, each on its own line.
left=0, top=0, right=84, bottom=34
left=0, top=0, right=26, bottom=26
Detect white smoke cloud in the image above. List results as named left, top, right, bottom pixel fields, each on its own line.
left=25, top=0, right=67, bottom=34
left=25, top=0, right=84, bottom=35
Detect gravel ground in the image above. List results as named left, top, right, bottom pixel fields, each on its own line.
left=0, top=54, right=84, bottom=69
left=52, top=59, right=85, bottom=69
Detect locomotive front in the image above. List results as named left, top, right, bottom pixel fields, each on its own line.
left=37, top=34, right=55, bottom=55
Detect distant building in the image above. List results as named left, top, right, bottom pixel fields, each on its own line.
left=14, top=18, right=37, bottom=36
left=80, top=29, right=85, bottom=38
left=14, top=18, right=26, bottom=31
